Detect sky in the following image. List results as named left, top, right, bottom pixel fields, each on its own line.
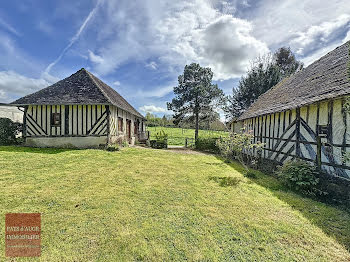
left=0, top=0, right=350, bottom=120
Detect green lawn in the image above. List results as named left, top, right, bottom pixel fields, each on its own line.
left=0, top=146, right=350, bottom=261
left=147, top=126, right=228, bottom=145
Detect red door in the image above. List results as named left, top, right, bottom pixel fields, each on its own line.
left=134, top=121, right=139, bottom=137
left=126, top=120, right=131, bottom=142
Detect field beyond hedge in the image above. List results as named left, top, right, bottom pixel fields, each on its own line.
left=0, top=146, right=350, bottom=261
left=147, top=126, right=228, bottom=145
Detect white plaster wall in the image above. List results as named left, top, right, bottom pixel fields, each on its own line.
left=26, top=136, right=107, bottom=148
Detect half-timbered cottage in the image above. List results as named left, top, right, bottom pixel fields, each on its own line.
left=234, top=42, right=350, bottom=180
left=10, top=68, right=147, bottom=148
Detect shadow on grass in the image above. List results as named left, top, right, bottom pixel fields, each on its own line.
left=208, top=176, right=241, bottom=187
left=214, top=155, right=350, bottom=252
left=0, top=145, right=76, bottom=154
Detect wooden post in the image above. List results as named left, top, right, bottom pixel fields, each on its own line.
left=23, top=106, right=27, bottom=141
left=65, top=105, right=69, bottom=135
left=295, top=107, right=301, bottom=158
left=185, top=138, right=188, bottom=148
left=316, top=136, right=322, bottom=171
left=106, top=105, right=110, bottom=145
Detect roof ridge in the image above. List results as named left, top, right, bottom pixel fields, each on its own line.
left=84, top=69, right=114, bottom=105
left=83, top=69, right=145, bottom=119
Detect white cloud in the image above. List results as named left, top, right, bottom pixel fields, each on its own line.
left=290, top=14, right=350, bottom=57
left=196, top=15, right=268, bottom=79
left=251, top=0, right=350, bottom=64
left=87, top=0, right=268, bottom=80
left=113, top=81, right=121, bottom=86
left=0, top=71, right=51, bottom=102
left=88, top=50, right=104, bottom=64
left=136, top=86, right=173, bottom=98
left=146, top=61, right=158, bottom=70
left=139, top=105, right=170, bottom=114
left=0, top=89, right=6, bottom=99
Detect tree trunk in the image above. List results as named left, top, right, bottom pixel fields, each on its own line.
left=195, top=112, right=199, bottom=142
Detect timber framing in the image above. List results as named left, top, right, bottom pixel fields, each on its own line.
left=236, top=42, right=350, bottom=179
left=9, top=68, right=146, bottom=148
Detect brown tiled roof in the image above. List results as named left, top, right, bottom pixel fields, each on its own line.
left=238, top=41, right=350, bottom=121
left=11, top=68, right=145, bottom=119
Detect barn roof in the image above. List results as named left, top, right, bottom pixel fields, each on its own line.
left=11, top=68, right=145, bottom=119
left=238, top=41, right=350, bottom=121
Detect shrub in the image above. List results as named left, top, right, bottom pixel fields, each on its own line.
left=150, top=130, right=168, bottom=149
left=216, top=130, right=263, bottom=171
left=0, top=118, right=23, bottom=145
left=276, top=160, right=323, bottom=196
left=244, top=171, right=257, bottom=179
left=106, top=144, right=120, bottom=151
left=195, top=137, right=219, bottom=153
left=154, top=130, right=168, bottom=141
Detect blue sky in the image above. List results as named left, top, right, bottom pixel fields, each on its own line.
left=0, top=0, right=350, bottom=120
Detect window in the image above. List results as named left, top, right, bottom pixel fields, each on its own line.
left=51, top=113, right=61, bottom=126
left=118, top=117, right=123, bottom=132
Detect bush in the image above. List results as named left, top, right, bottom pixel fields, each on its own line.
left=195, top=137, right=219, bottom=153
left=276, top=160, right=324, bottom=196
left=0, top=118, right=23, bottom=145
left=244, top=171, right=257, bottom=179
left=150, top=140, right=167, bottom=149
left=106, top=144, right=120, bottom=151
left=216, top=131, right=263, bottom=171
left=150, top=130, right=168, bottom=149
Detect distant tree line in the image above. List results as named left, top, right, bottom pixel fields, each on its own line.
left=145, top=113, right=175, bottom=127
left=145, top=112, right=226, bottom=131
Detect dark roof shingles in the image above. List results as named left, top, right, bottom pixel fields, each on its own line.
left=11, top=68, right=144, bottom=119
left=238, top=42, right=350, bottom=121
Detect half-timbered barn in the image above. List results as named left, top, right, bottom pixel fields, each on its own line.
left=234, top=42, right=350, bottom=180
left=10, top=68, right=147, bottom=148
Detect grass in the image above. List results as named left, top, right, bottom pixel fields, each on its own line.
left=0, top=146, right=349, bottom=261
left=147, top=126, right=228, bottom=146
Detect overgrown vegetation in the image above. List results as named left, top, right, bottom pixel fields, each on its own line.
left=216, top=130, right=264, bottom=173
left=276, top=160, right=325, bottom=196
left=0, top=117, right=22, bottom=145
left=195, top=136, right=219, bottom=153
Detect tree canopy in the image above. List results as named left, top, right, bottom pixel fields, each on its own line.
left=167, top=63, right=224, bottom=140
left=224, top=47, right=303, bottom=120
left=145, top=113, right=174, bottom=127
